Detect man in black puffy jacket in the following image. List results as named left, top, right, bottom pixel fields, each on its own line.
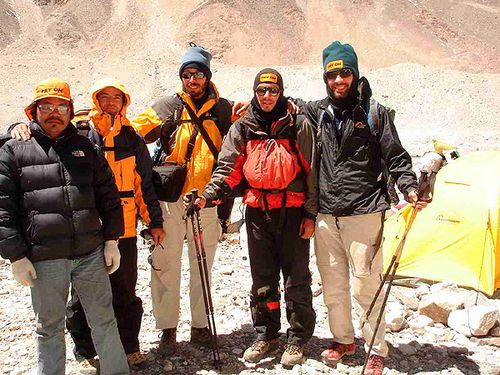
left=0, top=77, right=129, bottom=375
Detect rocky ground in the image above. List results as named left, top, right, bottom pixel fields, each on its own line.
left=1, top=203, right=499, bottom=375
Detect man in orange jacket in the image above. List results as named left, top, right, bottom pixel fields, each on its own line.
left=131, top=45, right=237, bottom=354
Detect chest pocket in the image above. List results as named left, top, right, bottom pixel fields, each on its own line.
left=347, top=125, right=375, bottom=160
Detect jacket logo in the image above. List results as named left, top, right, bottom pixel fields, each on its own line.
left=354, top=121, right=366, bottom=128
left=72, top=150, right=85, bottom=157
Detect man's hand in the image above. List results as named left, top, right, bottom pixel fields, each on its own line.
left=287, top=100, right=300, bottom=115
left=150, top=227, right=165, bottom=246
left=11, top=257, right=37, bottom=287
left=103, top=240, right=121, bottom=274
left=232, top=101, right=249, bottom=118
left=408, top=191, right=428, bottom=210
left=299, top=218, right=315, bottom=239
left=10, top=123, right=31, bottom=141
left=182, top=193, right=207, bottom=209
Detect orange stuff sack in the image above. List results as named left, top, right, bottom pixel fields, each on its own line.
left=243, top=138, right=300, bottom=191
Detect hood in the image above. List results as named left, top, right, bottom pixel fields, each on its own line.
left=89, top=77, right=131, bottom=136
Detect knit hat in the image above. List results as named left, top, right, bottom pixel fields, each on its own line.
left=179, top=46, right=212, bottom=80
left=24, top=77, right=74, bottom=120
left=253, top=68, right=284, bottom=91
left=322, top=41, right=359, bottom=78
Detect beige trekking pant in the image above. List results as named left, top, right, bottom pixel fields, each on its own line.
left=150, top=199, right=221, bottom=329
left=314, top=212, right=389, bottom=357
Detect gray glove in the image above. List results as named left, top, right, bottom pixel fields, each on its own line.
left=11, top=257, right=37, bottom=287
left=103, top=240, right=121, bottom=274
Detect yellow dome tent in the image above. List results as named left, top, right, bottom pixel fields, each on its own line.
left=382, top=151, right=500, bottom=296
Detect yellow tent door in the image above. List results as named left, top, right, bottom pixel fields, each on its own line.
left=383, top=151, right=500, bottom=296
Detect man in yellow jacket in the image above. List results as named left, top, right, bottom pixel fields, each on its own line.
left=10, top=78, right=165, bottom=368
left=132, top=45, right=234, bottom=353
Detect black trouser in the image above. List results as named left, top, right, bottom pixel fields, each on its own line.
left=217, top=196, right=235, bottom=223
left=66, top=237, right=143, bottom=357
left=246, top=206, right=316, bottom=345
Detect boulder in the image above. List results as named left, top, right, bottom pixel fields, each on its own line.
left=470, top=336, right=500, bottom=347
left=489, top=325, right=500, bottom=337
left=463, top=290, right=495, bottom=309
left=385, top=309, right=406, bottom=332
left=418, top=291, right=464, bottom=323
left=429, top=281, right=459, bottom=294
left=391, top=286, right=419, bottom=310
left=408, top=315, right=434, bottom=330
left=448, top=305, right=499, bottom=337
left=415, top=284, right=430, bottom=300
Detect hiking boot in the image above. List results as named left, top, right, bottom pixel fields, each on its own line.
left=280, top=343, right=305, bottom=367
left=243, top=338, right=279, bottom=363
left=320, top=342, right=356, bottom=365
left=159, top=328, right=177, bottom=355
left=77, top=357, right=99, bottom=374
left=190, top=326, right=212, bottom=347
left=126, top=351, right=148, bottom=367
left=365, top=354, right=385, bottom=375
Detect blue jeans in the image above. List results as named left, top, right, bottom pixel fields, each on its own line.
left=30, top=247, right=129, bottom=375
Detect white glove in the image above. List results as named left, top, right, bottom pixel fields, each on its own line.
left=418, top=152, right=444, bottom=174
left=11, top=257, right=37, bottom=287
left=103, top=240, right=121, bottom=274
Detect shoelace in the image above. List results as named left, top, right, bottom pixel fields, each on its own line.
left=285, top=344, right=302, bottom=355
left=367, top=355, right=384, bottom=368
left=251, top=340, right=269, bottom=351
left=127, top=352, right=146, bottom=364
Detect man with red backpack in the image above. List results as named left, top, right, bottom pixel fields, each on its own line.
left=191, top=68, right=316, bottom=367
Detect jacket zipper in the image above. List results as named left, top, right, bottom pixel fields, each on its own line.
left=56, top=141, right=76, bottom=254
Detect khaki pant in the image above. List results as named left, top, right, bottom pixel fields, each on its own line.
left=150, top=199, right=221, bottom=329
left=314, top=212, right=389, bottom=357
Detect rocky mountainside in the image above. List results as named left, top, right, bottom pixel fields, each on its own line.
left=0, top=1, right=499, bottom=153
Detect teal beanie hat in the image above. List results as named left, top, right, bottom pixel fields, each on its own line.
left=322, top=41, right=359, bottom=78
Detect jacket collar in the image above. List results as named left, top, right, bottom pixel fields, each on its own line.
left=29, top=120, right=77, bottom=144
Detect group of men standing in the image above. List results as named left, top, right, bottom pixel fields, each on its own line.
left=0, top=40, right=426, bottom=375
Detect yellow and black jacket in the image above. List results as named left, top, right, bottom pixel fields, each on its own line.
left=75, top=78, right=163, bottom=238
left=131, top=82, right=233, bottom=196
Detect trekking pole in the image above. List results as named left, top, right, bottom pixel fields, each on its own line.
left=361, top=174, right=428, bottom=375
left=187, top=189, right=223, bottom=370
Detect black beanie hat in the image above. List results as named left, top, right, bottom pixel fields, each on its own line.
left=179, top=46, right=212, bottom=80
left=253, top=68, right=284, bottom=91
left=322, top=41, right=359, bottom=78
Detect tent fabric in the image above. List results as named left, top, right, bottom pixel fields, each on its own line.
left=382, top=151, right=500, bottom=296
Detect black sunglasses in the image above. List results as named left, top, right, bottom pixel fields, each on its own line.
left=325, top=68, right=353, bottom=80
left=255, top=87, right=281, bottom=97
left=181, top=71, right=206, bottom=80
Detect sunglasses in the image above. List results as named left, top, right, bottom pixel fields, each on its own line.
left=255, top=87, right=281, bottom=97
left=38, top=103, right=71, bottom=115
left=181, top=71, right=206, bottom=80
left=325, top=68, right=353, bottom=80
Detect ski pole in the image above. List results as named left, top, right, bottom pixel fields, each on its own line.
left=187, top=189, right=223, bottom=369
left=361, top=174, right=428, bottom=375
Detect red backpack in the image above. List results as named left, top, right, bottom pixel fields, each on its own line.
left=243, top=137, right=302, bottom=191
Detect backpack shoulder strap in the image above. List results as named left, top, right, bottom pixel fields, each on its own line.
left=366, top=98, right=396, bottom=139
left=367, top=99, right=381, bottom=138
left=181, top=100, right=220, bottom=161
left=315, top=104, right=332, bottom=153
